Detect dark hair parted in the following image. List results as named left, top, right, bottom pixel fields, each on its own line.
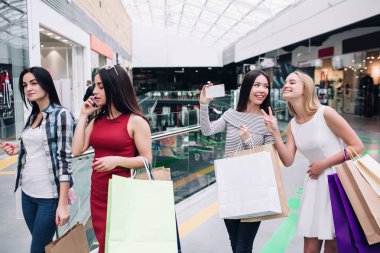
left=18, top=66, right=61, bottom=115
left=96, top=65, right=147, bottom=122
left=236, top=70, right=271, bottom=114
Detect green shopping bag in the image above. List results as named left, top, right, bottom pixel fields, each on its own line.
left=105, top=174, right=177, bottom=253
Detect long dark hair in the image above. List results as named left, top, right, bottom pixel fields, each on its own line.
left=18, top=67, right=61, bottom=115
left=236, top=70, right=271, bottom=114
left=96, top=65, right=147, bottom=122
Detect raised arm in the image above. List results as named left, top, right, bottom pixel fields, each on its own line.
left=199, top=84, right=226, bottom=136
left=72, top=96, right=99, bottom=156
left=262, top=107, right=297, bottom=166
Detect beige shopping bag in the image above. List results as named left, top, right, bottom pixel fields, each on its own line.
left=336, top=161, right=380, bottom=245
left=45, top=222, right=89, bottom=253
left=241, top=144, right=289, bottom=222
left=346, top=146, right=380, bottom=197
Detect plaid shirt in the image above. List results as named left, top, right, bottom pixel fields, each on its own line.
left=14, top=104, right=76, bottom=198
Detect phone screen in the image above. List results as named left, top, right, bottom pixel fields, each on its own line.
left=205, top=84, right=225, bottom=98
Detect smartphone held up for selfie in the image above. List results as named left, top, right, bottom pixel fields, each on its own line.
left=205, top=84, right=225, bottom=98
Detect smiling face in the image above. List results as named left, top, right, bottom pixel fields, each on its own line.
left=282, top=73, right=305, bottom=101
left=248, top=74, right=269, bottom=105
left=22, top=72, right=48, bottom=102
left=93, top=74, right=106, bottom=106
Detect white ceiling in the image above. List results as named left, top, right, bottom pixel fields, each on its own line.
left=122, top=0, right=302, bottom=49
left=0, top=0, right=28, bottom=48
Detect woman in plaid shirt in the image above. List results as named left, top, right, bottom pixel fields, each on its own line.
left=1, top=67, right=75, bottom=253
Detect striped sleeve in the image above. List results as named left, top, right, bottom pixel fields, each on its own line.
left=264, top=134, right=275, bottom=144
left=200, top=104, right=226, bottom=136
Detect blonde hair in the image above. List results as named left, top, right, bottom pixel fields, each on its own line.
left=287, top=70, right=321, bottom=116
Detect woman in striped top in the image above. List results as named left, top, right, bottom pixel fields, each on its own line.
left=200, top=70, right=274, bottom=253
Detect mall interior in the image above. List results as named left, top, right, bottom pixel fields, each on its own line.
left=0, top=0, right=380, bottom=252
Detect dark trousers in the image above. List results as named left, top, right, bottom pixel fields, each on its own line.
left=224, top=219, right=261, bottom=253
left=22, top=191, right=58, bottom=253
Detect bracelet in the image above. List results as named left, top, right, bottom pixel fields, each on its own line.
left=343, top=148, right=347, bottom=161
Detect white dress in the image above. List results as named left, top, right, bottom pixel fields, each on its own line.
left=290, top=106, right=343, bottom=240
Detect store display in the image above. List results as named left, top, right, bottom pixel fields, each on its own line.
left=0, top=64, right=14, bottom=120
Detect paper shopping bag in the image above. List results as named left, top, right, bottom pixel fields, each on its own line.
left=214, top=144, right=283, bottom=220
left=328, top=173, right=380, bottom=252
left=45, top=223, right=89, bottom=253
left=346, top=147, right=380, bottom=197
left=336, top=161, right=380, bottom=245
left=241, top=144, right=289, bottom=222
left=105, top=175, right=177, bottom=253
left=132, top=157, right=181, bottom=253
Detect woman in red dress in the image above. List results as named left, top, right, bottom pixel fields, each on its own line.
left=72, top=65, right=152, bottom=253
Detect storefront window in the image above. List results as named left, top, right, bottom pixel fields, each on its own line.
left=40, top=27, right=84, bottom=115
left=0, top=0, right=29, bottom=141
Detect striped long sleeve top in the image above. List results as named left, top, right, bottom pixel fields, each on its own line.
left=200, top=104, right=274, bottom=157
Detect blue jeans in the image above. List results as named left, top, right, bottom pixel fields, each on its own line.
left=224, top=219, right=261, bottom=253
left=22, top=191, right=58, bottom=253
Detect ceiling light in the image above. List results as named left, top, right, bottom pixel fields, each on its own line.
left=40, top=45, right=44, bottom=47
left=55, top=36, right=61, bottom=39
left=62, top=39, right=68, bottom=42
left=39, top=28, right=44, bottom=31
left=47, top=32, right=53, bottom=36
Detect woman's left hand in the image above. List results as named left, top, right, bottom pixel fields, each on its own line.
left=92, top=156, right=119, bottom=172
left=239, top=125, right=251, bottom=142
left=56, top=204, right=70, bottom=226
left=307, top=161, right=326, bottom=179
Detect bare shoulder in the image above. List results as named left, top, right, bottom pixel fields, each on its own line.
left=129, top=113, right=150, bottom=128
left=322, top=106, right=341, bottom=121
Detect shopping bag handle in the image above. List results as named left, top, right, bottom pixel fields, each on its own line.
left=345, top=146, right=362, bottom=161
left=232, top=141, right=254, bottom=157
left=132, top=156, right=154, bottom=180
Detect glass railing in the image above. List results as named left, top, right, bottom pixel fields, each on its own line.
left=58, top=92, right=291, bottom=250
left=151, top=126, right=225, bottom=203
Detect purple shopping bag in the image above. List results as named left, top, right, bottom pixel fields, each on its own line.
left=328, top=174, right=380, bottom=253
left=328, top=174, right=357, bottom=253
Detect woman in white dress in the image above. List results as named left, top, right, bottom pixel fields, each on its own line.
left=261, top=70, right=364, bottom=253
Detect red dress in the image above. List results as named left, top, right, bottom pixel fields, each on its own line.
left=89, top=114, right=136, bottom=253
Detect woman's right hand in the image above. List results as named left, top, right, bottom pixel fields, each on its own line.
left=199, top=82, right=214, bottom=105
left=80, top=96, right=101, bottom=116
left=261, top=107, right=280, bottom=134
left=0, top=142, right=19, bottom=156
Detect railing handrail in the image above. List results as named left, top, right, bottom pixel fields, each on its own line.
left=72, top=107, right=288, bottom=159
left=73, top=125, right=202, bottom=159
left=138, top=94, right=153, bottom=104
left=151, top=125, right=201, bottom=140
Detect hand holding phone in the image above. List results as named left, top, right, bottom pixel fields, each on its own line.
left=205, top=84, right=225, bottom=98
left=91, top=97, right=99, bottom=107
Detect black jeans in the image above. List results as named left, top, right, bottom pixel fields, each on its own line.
left=224, top=219, right=261, bottom=253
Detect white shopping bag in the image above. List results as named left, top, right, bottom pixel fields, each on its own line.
left=214, top=150, right=282, bottom=219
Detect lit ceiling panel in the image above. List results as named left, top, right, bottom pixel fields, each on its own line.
left=122, top=0, right=301, bottom=49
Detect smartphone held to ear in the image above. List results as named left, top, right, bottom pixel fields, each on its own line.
left=205, top=84, right=225, bottom=98
left=91, top=97, right=99, bottom=107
